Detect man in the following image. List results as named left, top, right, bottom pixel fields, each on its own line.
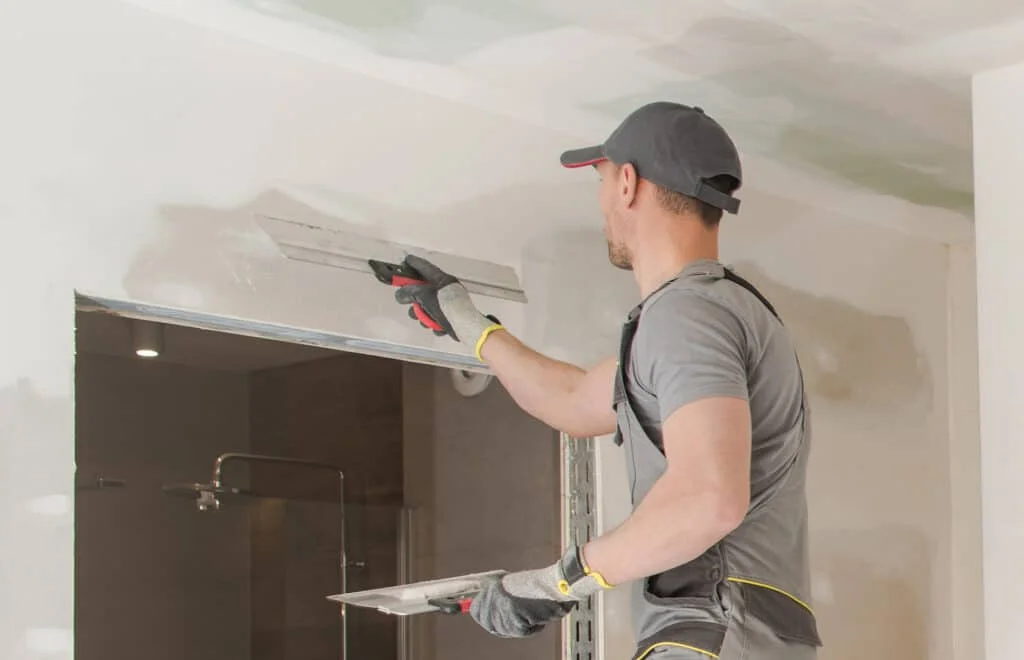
left=380, top=102, right=822, bottom=659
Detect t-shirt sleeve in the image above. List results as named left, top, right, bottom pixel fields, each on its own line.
left=635, top=289, right=749, bottom=422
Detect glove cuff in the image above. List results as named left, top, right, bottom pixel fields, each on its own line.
left=556, top=545, right=613, bottom=599
left=438, top=284, right=504, bottom=359
left=473, top=316, right=505, bottom=361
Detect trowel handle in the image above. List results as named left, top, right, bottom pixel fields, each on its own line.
left=368, top=259, right=422, bottom=286
left=368, top=259, right=445, bottom=333
left=428, top=595, right=474, bottom=615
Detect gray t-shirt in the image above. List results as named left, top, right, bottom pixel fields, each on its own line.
left=626, top=259, right=804, bottom=491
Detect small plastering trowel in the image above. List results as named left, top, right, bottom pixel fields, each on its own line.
left=325, top=570, right=505, bottom=617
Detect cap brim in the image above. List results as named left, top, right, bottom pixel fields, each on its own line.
left=560, top=145, right=606, bottom=168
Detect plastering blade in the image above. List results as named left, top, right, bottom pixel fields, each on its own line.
left=325, top=570, right=505, bottom=616
left=255, top=214, right=527, bottom=303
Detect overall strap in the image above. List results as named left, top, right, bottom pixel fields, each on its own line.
left=613, top=265, right=784, bottom=450
left=722, top=267, right=781, bottom=321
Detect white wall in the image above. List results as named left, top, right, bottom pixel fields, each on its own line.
left=971, top=58, right=1024, bottom=660
left=0, top=2, right=972, bottom=660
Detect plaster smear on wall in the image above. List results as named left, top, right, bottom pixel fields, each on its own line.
left=116, top=192, right=524, bottom=351
left=733, top=262, right=932, bottom=411
left=718, top=187, right=952, bottom=319
left=810, top=526, right=933, bottom=660
left=257, top=177, right=603, bottom=271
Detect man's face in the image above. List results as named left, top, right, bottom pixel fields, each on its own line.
left=596, top=160, right=633, bottom=270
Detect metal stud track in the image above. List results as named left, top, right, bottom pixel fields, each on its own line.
left=561, top=434, right=598, bottom=660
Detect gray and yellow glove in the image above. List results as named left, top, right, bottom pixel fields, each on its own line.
left=392, top=254, right=505, bottom=359
left=469, top=544, right=613, bottom=638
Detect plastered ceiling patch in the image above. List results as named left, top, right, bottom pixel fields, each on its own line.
left=238, top=0, right=564, bottom=64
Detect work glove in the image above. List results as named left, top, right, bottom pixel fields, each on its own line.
left=392, top=254, right=505, bottom=360
left=469, top=544, right=613, bottom=638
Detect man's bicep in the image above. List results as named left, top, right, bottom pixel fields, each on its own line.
left=566, top=356, right=617, bottom=437
left=662, top=396, right=752, bottom=524
left=640, top=292, right=748, bottom=422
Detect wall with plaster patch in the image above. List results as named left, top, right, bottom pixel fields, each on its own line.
left=0, top=2, right=975, bottom=660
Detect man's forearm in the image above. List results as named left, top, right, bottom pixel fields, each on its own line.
left=385, top=258, right=614, bottom=436
left=581, top=471, right=743, bottom=586
left=478, top=330, right=587, bottom=432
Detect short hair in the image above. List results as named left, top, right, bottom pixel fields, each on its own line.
left=653, top=174, right=740, bottom=228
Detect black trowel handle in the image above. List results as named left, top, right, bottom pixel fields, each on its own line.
left=428, top=595, right=474, bottom=615
left=368, top=259, right=424, bottom=287
left=368, top=258, right=445, bottom=333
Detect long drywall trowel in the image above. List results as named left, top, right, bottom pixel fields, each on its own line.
left=326, top=570, right=506, bottom=617
left=255, top=214, right=527, bottom=303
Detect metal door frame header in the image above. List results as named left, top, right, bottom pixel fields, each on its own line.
left=76, top=293, right=489, bottom=373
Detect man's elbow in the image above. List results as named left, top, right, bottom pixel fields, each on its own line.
left=705, top=489, right=749, bottom=538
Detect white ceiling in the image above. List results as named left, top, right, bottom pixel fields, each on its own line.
left=118, top=0, right=1024, bottom=232
left=8, top=0, right=1022, bottom=306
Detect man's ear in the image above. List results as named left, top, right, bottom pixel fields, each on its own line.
left=619, top=163, right=639, bottom=208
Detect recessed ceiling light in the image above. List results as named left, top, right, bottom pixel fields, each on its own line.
left=132, top=320, right=163, bottom=358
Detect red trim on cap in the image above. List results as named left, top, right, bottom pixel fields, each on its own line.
left=562, top=157, right=607, bottom=168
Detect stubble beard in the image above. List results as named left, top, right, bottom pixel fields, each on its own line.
left=606, top=240, right=633, bottom=271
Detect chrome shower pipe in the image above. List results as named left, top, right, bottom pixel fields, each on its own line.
left=210, top=452, right=345, bottom=489
left=207, top=452, right=348, bottom=660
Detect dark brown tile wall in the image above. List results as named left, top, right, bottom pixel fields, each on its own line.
left=401, top=363, right=562, bottom=660
left=248, top=352, right=405, bottom=660
left=74, top=354, right=252, bottom=660
left=76, top=343, right=556, bottom=660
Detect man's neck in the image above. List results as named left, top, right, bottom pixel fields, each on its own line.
left=633, top=235, right=719, bottom=298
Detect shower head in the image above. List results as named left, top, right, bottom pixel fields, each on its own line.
left=161, top=482, right=255, bottom=511
left=163, top=452, right=344, bottom=512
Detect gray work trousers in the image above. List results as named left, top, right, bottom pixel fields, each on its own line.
left=638, top=582, right=819, bottom=660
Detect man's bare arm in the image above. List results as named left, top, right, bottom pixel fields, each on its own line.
left=480, top=330, right=617, bottom=438
left=581, top=395, right=751, bottom=585
left=386, top=254, right=617, bottom=437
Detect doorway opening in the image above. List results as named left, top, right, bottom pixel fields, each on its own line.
left=73, top=301, right=594, bottom=660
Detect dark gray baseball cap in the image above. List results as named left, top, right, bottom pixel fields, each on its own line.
left=560, top=101, right=743, bottom=214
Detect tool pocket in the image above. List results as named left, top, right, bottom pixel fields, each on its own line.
left=733, top=581, right=823, bottom=647
left=642, top=545, right=727, bottom=611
